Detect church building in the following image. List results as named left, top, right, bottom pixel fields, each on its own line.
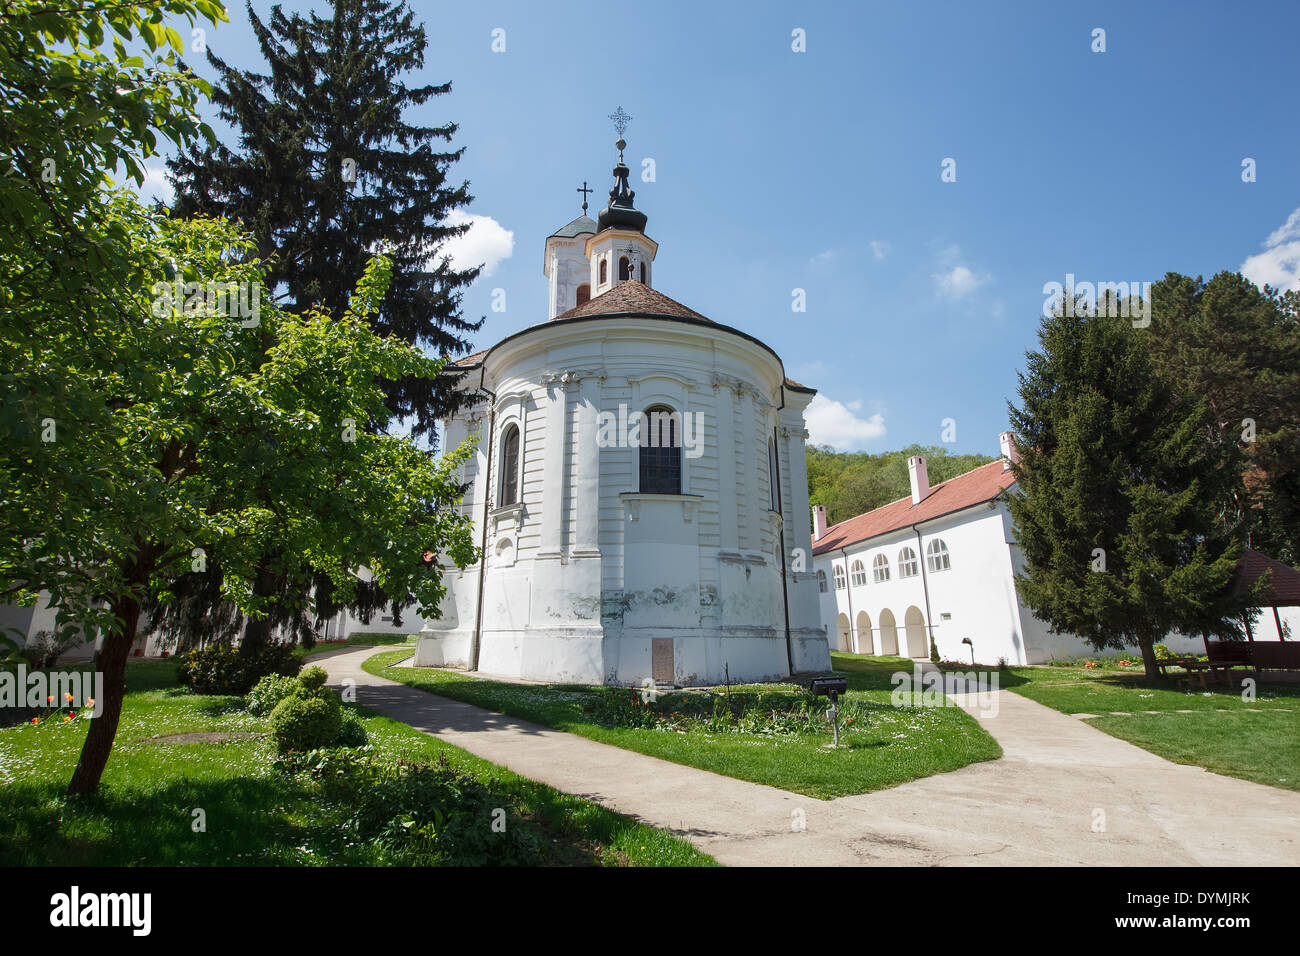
left=415, top=128, right=831, bottom=686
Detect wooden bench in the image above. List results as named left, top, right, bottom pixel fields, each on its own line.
left=1155, top=657, right=1210, bottom=689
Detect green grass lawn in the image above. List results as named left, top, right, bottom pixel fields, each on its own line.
left=361, top=648, right=1001, bottom=800
left=993, top=663, right=1300, bottom=791
left=0, top=659, right=711, bottom=866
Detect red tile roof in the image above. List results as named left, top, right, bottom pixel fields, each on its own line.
left=553, top=280, right=712, bottom=322
left=1232, top=548, right=1300, bottom=605
left=444, top=283, right=815, bottom=393
left=812, top=460, right=1015, bottom=555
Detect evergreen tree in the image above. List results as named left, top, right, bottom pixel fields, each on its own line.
left=1148, top=272, right=1300, bottom=565
left=168, top=0, right=481, bottom=437
left=1006, top=296, right=1253, bottom=680
left=166, top=0, right=481, bottom=648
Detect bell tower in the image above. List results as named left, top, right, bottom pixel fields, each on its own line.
left=586, top=108, right=657, bottom=297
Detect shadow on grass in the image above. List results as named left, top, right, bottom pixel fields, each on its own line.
left=0, top=773, right=339, bottom=867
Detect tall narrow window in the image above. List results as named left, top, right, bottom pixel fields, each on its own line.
left=817, top=570, right=827, bottom=593
left=499, top=424, right=520, bottom=506
left=599, top=258, right=607, bottom=285
left=619, top=255, right=631, bottom=280
left=768, top=438, right=781, bottom=511
left=639, top=262, right=646, bottom=283
left=850, top=560, right=867, bottom=587
left=833, top=565, right=846, bottom=590
left=926, top=539, right=951, bottom=572
left=638, top=405, right=681, bottom=494
left=872, top=553, right=891, bottom=583
left=575, top=283, right=590, bottom=306
left=898, top=546, right=919, bottom=578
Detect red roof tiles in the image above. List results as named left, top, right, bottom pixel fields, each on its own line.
left=812, top=460, right=1016, bottom=555
left=553, top=280, right=712, bottom=322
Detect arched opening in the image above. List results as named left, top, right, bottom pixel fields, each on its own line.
left=904, top=606, right=927, bottom=659
left=836, top=613, right=851, bottom=652
left=619, top=255, right=631, bottom=281
left=498, top=424, right=520, bottom=506
left=856, top=611, right=873, bottom=655
left=599, top=258, right=607, bottom=285
left=638, top=404, right=681, bottom=494
left=639, top=261, right=646, bottom=283
left=872, top=553, right=890, bottom=583
left=575, top=283, right=590, bottom=306
left=850, top=559, right=867, bottom=587
left=878, top=608, right=899, bottom=657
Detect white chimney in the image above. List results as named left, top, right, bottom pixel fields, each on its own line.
left=908, top=455, right=930, bottom=505
left=999, top=431, right=1020, bottom=472
left=812, top=504, right=827, bottom=541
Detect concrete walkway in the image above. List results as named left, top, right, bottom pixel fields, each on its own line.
left=319, top=647, right=1300, bottom=866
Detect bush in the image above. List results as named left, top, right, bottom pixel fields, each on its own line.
left=930, top=636, right=940, bottom=663
left=299, top=665, right=328, bottom=690
left=245, top=673, right=301, bottom=716
left=269, top=691, right=343, bottom=753
left=335, top=713, right=369, bottom=747
left=178, top=643, right=301, bottom=696
left=1153, top=644, right=1171, bottom=660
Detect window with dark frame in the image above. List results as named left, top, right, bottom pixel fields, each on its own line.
left=499, top=424, right=520, bottom=506
left=638, top=405, right=681, bottom=494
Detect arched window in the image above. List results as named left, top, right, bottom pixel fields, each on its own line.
left=768, top=438, right=780, bottom=511
left=817, top=569, right=827, bottom=593
left=639, top=261, right=647, bottom=283
left=833, top=565, right=846, bottom=591
left=926, top=539, right=951, bottom=572
left=575, top=283, right=590, bottom=306
left=638, top=405, right=681, bottom=494
left=499, top=424, right=520, bottom=507
left=850, top=560, right=867, bottom=587
left=619, top=255, right=631, bottom=280
left=599, top=258, right=607, bottom=285
left=898, top=546, right=919, bottom=578
left=872, top=553, right=890, bottom=583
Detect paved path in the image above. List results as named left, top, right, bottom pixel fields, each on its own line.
left=319, top=647, right=1300, bottom=866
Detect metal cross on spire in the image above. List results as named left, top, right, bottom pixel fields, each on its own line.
left=608, top=105, right=633, bottom=138
left=577, top=180, right=592, bottom=214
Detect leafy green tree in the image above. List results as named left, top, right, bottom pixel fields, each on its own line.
left=5, top=206, right=477, bottom=796
left=1148, top=272, right=1300, bottom=565
left=167, top=0, right=481, bottom=436
left=1006, top=299, right=1253, bottom=680
left=807, top=444, right=994, bottom=525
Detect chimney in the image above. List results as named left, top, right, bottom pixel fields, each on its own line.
left=812, top=504, right=827, bottom=541
left=908, top=455, right=930, bottom=505
left=999, top=431, right=1020, bottom=472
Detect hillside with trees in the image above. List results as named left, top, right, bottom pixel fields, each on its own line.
left=806, top=444, right=996, bottom=526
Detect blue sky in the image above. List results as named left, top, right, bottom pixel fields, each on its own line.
left=139, top=0, right=1300, bottom=458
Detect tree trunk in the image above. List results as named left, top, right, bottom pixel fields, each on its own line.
left=239, top=560, right=279, bottom=654
left=1136, top=634, right=1160, bottom=682
left=66, top=547, right=152, bottom=796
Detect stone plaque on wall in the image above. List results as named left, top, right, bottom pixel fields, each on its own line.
left=652, top=638, right=674, bottom=684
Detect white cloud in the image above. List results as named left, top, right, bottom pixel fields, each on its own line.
left=804, top=394, right=886, bottom=450
left=869, top=240, right=890, bottom=261
left=932, top=244, right=990, bottom=300
left=132, top=163, right=174, bottom=205
left=435, top=210, right=514, bottom=278
left=1241, top=207, right=1300, bottom=293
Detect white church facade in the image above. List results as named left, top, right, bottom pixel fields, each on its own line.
left=415, top=133, right=831, bottom=686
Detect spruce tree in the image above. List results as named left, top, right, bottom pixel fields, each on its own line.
left=168, top=0, right=481, bottom=437
left=166, top=0, right=480, bottom=649
left=1006, top=295, right=1253, bottom=680
left=1147, top=272, right=1300, bottom=565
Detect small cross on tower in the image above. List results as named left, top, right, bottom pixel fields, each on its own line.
left=577, top=181, right=592, bottom=214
